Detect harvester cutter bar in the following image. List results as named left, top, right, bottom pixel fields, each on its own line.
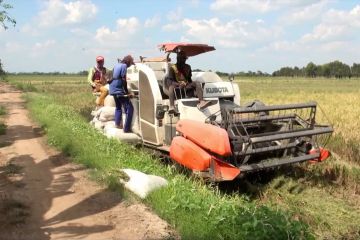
left=237, top=113, right=297, bottom=123
left=239, top=153, right=320, bottom=172
left=230, top=101, right=317, bottom=114
left=250, top=126, right=333, bottom=144
left=234, top=141, right=299, bottom=156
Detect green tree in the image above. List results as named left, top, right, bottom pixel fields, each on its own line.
left=0, top=0, right=16, bottom=30
left=0, top=1, right=16, bottom=80
left=351, top=63, right=360, bottom=77
left=0, top=59, right=5, bottom=80
left=305, top=62, right=317, bottom=78
left=328, top=60, right=351, bottom=78
left=320, top=64, right=331, bottom=78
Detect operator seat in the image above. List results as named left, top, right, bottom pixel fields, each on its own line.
left=162, top=63, right=195, bottom=100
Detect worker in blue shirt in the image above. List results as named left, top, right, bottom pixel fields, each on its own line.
left=109, top=55, right=134, bottom=132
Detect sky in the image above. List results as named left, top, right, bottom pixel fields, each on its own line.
left=1, top=0, right=360, bottom=73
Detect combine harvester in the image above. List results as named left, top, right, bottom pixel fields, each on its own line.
left=99, top=43, right=333, bottom=181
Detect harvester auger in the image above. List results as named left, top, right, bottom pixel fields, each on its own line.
left=98, top=43, right=333, bottom=182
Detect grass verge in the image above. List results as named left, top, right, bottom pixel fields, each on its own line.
left=26, top=93, right=313, bottom=240
left=0, top=105, right=6, bottom=115
left=0, top=122, right=6, bottom=135
left=0, top=105, right=6, bottom=135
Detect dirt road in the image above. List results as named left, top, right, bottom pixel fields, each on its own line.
left=0, top=83, right=176, bottom=240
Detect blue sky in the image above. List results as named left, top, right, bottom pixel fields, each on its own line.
left=1, top=0, right=359, bottom=73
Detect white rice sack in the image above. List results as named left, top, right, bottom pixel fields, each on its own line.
left=119, top=169, right=168, bottom=199
left=99, top=106, right=116, bottom=122
left=90, top=116, right=101, bottom=126
left=104, top=120, right=115, bottom=128
left=104, top=126, right=141, bottom=143
left=89, top=118, right=95, bottom=126
left=91, top=108, right=102, bottom=117
left=94, top=120, right=105, bottom=130
left=130, top=99, right=140, bottom=135
left=104, top=95, right=115, bottom=107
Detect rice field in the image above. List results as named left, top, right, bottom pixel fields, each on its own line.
left=238, top=77, right=360, bottom=148
left=6, top=74, right=360, bottom=239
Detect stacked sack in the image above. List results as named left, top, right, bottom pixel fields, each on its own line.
left=90, top=95, right=141, bottom=143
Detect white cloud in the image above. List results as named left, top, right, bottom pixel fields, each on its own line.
left=324, top=5, right=360, bottom=26
left=20, top=24, right=40, bottom=36
left=210, top=0, right=320, bottom=14
left=38, top=0, right=97, bottom=27
left=301, top=23, right=346, bottom=42
left=95, top=17, right=140, bottom=46
left=301, top=4, right=360, bottom=43
left=162, top=23, right=182, bottom=31
left=180, top=36, right=190, bottom=42
left=32, top=40, right=56, bottom=51
left=181, top=18, right=282, bottom=48
left=167, top=7, right=182, bottom=21
left=280, top=1, right=328, bottom=24
left=189, top=0, right=200, bottom=7
left=319, top=41, right=347, bottom=52
left=4, top=42, right=25, bottom=53
left=28, top=40, right=57, bottom=57
left=145, top=15, right=160, bottom=28
left=70, top=28, right=92, bottom=37
left=258, top=40, right=300, bottom=52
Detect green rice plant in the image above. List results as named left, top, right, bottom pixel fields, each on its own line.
left=14, top=81, right=37, bottom=92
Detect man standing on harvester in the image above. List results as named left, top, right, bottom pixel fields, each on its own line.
left=167, top=50, right=210, bottom=114
left=109, top=55, right=134, bottom=132
left=87, top=56, right=111, bottom=107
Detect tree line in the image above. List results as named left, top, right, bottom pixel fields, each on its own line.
left=215, top=60, right=360, bottom=78
left=272, top=61, right=360, bottom=78
left=3, top=61, right=360, bottom=79
left=8, top=71, right=88, bottom=76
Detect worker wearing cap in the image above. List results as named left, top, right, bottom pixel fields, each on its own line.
left=109, top=55, right=134, bottom=132
left=87, top=56, right=111, bottom=107
left=167, top=50, right=210, bottom=113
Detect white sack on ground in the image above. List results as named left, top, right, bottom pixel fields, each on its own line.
left=90, top=117, right=103, bottom=129
left=119, top=169, right=168, bottom=199
left=91, top=108, right=102, bottom=117
left=104, top=95, right=115, bottom=107
left=94, top=120, right=105, bottom=130
left=99, top=106, right=116, bottom=122
left=130, top=99, right=140, bottom=135
left=104, top=126, right=141, bottom=143
left=104, top=120, right=115, bottom=128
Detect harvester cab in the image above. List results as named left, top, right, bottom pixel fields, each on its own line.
left=122, top=43, right=333, bottom=182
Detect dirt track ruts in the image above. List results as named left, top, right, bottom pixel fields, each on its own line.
left=0, top=82, right=177, bottom=240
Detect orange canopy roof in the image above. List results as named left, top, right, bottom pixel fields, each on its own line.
left=158, top=43, right=215, bottom=57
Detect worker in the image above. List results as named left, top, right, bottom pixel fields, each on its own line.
left=166, top=50, right=210, bottom=113
left=87, top=56, right=111, bottom=107
left=109, top=55, right=134, bottom=132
